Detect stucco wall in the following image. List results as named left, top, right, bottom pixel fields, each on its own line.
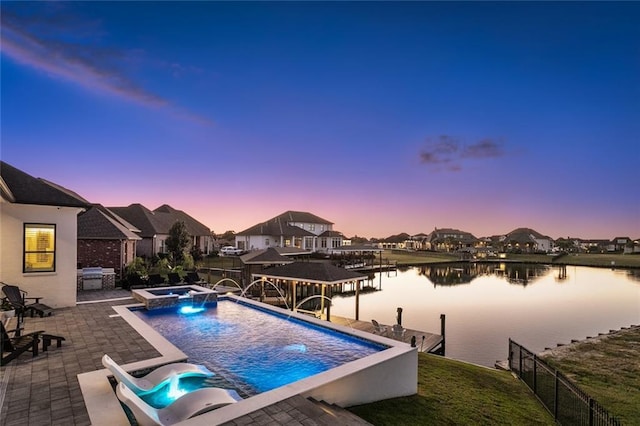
left=0, top=201, right=83, bottom=308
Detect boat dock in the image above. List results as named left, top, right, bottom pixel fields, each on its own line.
left=328, top=315, right=445, bottom=354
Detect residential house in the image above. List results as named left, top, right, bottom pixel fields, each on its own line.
left=607, top=237, right=633, bottom=253
left=108, top=203, right=213, bottom=259
left=378, top=233, right=410, bottom=250
left=77, top=204, right=141, bottom=281
left=405, top=233, right=430, bottom=251
left=235, top=211, right=343, bottom=253
left=1, top=161, right=89, bottom=308
left=503, top=228, right=554, bottom=253
left=426, top=228, right=478, bottom=252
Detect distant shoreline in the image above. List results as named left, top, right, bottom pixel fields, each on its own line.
left=383, top=251, right=640, bottom=269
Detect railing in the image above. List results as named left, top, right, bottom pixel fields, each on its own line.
left=509, top=339, right=621, bottom=425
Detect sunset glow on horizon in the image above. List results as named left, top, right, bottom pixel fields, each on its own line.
left=2, top=2, right=638, bottom=240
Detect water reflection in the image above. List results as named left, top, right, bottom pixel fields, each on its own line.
left=413, top=263, right=552, bottom=287
left=330, top=264, right=640, bottom=367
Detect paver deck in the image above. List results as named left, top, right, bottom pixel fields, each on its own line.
left=0, top=289, right=373, bottom=425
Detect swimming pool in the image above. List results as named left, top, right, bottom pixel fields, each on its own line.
left=132, top=299, right=387, bottom=395
left=79, top=292, right=418, bottom=426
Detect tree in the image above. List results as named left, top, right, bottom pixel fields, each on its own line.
left=166, top=221, right=190, bottom=265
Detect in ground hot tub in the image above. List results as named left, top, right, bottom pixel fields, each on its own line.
left=131, top=285, right=217, bottom=310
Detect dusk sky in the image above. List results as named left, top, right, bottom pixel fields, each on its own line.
left=2, top=1, right=638, bottom=240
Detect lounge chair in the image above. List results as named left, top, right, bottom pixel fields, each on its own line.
left=392, top=323, right=406, bottom=339
left=185, top=272, right=205, bottom=285
left=116, top=382, right=242, bottom=426
left=1, top=283, right=53, bottom=319
left=167, top=273, right=185, bottom=285
left=1, top=321, right=41, bottom=366
left=102, top=354, right=215, bottom=395
left=371, top=319, right=388, bottom=336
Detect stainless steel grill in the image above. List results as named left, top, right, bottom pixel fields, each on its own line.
left=82, top=267, right=103, bottom=290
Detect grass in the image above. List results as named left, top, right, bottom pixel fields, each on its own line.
left=539, top=327, right=640, bottom=425
left=348, top=353, right=555, bottom=425
left=507, top=252, right=640, bottom=268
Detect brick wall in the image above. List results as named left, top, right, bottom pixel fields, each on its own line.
left=77, top=239, right=123, bottom=277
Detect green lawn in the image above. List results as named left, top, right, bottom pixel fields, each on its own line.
left=348, top=353, right=554, bottom=425
left=540, top=327, right=640, bottom=426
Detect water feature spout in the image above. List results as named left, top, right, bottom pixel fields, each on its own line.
left=290, top=295, right=333, bottom=320
left=239, top=279, right=290, bottom=310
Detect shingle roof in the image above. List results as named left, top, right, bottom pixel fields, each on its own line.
left=237, top=218, right=315, bottom=237
left=78, top=205, right=141, bottom=240
left=153, top=204, right=211, bottom=236
left=256, top=262, right=366, bottom=284
left=319, top=230, right=344, bottom=238
left=0, top=161, right=89, bottom=208
left=108, top=204, right=161, bottom=238
left=106, top=203, right=211, bottom=238
left=276, top=211, right=333, bottom=225
left=505, top=228, right=552, bottom=243
left=240, top=247, right=295, bottom=265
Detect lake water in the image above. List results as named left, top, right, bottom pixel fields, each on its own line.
left=330, top=263, right=640, bottom=367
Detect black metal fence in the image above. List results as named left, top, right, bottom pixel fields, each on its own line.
left=509, top=339, right=621, bottom=425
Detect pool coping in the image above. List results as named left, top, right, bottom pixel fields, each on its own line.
left=78, top=294, right=417, bottom=426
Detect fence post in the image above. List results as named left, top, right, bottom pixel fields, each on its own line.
left=554, top=369, right=559, bottom=420
left=519, top=343, right=523, bottom=378
left=508, top=339, right=512, bottom=369
left=589, top=398, right=594, bottom=426
left=533, top=354, right=537, bottom=394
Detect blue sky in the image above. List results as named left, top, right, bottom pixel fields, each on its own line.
left=2, top=1, right=638, bottom=239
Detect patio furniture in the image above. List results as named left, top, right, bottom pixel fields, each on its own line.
left=1, top=283, right=53, bottom=319
left=185, top=272, right=206, bottom=285
left=116, top=382, right=242, bottom=426
left=392, top=323, right=406, bottom=339
left=167, top=273, right=185, bottom=285
left=1, top=321, right=41, bottom=366
left=371, top=319, right=388, bottom=336
left=147, top=274, right=166, bottom=287
left=102, top=354, right=215, bottom=395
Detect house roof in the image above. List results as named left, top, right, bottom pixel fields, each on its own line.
left=108, top=204, right=162, bottom=238
left=429, top=228, right=477, bottom=243
left=276, top=211, right=333, bottom=225
left=240, top=247, right=295, bottom=265
left=153, top=204, right=211, bottom=236
left=237, top=217, right=315, bottom=237
left=0, top=161, right=89, bottom=208
left=107, top=203, right=211, bottom=238
left=505, top=228, right=552, bottom=243
left=319, top=230, right=344, bottom=238
left=78, top=205, right=141, bottom=240
left=255, top=262, right=366, bottom=285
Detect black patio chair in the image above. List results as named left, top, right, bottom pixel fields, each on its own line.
left=1, top=283, right=53, bottom=319
left=167, top=273, right=185, bottom=285
left=147, top=274, right=166, bottom=287
left=1, top=322, right=64, bottom=366
left=185, top=272, right=206, bottom=285
left=1, top=321, right=41, bottom=366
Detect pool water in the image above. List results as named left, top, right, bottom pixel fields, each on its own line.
left=132, top=299, right=386, bottom=395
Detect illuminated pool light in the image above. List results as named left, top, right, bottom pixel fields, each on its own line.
left=179, top=306, right=205, bottom=314
left=283, top=343, right=307, bottom=353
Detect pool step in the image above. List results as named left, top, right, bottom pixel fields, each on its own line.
left=309, top=398, right=373, bottom=425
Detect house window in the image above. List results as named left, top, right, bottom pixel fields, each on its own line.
left=321, top=238, right=327, bottom=248
left=265, top=238, right=270, bottom=246
left=24, top=223, right=56, bottom=273
left=310, top=224, right=315, bottom=231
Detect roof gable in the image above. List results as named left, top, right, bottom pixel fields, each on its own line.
left=0, top=161, right=89, bottom=208
left=78, top=205, right=141, bottom=240
left=256, top=262, right=366, bottom=284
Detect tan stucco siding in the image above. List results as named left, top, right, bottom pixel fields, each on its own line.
left=0, top=200, right=83, bottom=308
